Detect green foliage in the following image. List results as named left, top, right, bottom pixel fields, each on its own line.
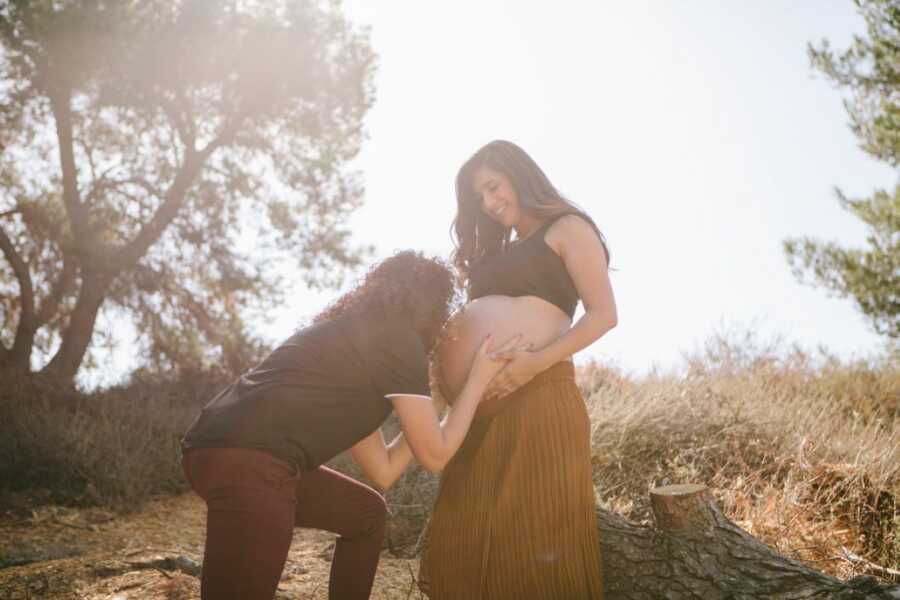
left=785, top=186, right=899, bottom=338
left=0, top=0, right=376, bottom=381
left=785, top=0, right=900, bottom=339
left=808, top=0, right=900, bottom=166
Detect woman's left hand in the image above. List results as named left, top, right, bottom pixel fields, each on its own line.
left=484, top=345, right=543, bottom=400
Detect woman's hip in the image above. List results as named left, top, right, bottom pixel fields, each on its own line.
left=474, top=362, right=590, bottom=438
left=182, top=446, right=301, bottom=503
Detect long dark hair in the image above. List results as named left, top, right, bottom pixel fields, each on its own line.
left=313, top=250, right=459, bottom=351
left=451, top=140, right=609, bottom=280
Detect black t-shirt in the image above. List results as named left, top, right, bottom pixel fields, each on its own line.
left=181, top=311, right=431, bottom=470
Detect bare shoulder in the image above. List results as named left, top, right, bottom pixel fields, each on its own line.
left=544, top=214, right=600, bottom=252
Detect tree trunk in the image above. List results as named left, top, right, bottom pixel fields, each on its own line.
left=40, top=272, right=109, bottom=382
left=0, top=340, right=33, bottom=375
left=597, top=484, right=900, bottom=599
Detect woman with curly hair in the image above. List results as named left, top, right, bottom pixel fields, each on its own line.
left=181, top=250, right=523, bottom=600
left=420, top=141, right=617, bottom=598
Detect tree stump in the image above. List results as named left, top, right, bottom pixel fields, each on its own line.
left=649, top=483, right=716, bottom=533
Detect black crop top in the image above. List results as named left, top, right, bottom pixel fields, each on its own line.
left=468, top=213, right=585, bottom=318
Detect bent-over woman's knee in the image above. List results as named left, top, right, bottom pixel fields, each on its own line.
left=356, top=485, right=387, bottom=539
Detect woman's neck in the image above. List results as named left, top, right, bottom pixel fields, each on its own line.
left=513, top=214, right=544, bottom=241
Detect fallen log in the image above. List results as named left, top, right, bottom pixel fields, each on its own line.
left=417, top=483, right=900, bottom=599
left=598, top=484, right=900, bottom=599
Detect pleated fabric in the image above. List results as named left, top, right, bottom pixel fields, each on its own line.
left=420, top=362, right=604, bottom=599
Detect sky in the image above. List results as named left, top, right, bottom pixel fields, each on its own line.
left=72, top=1, right=895, bottom=388
left=249, top=0, right=895, bottom=377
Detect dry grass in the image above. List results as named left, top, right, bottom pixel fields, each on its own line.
left=584, top=332, right=899, bottom=578
left=0, top=369, right=222, bottom=509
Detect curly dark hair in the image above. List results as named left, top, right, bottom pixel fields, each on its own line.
left=313, top=250, right=459, bottom=351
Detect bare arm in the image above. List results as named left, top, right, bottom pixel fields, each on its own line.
left=349, top=428, right=414, bottom=492
left=531, top=214, right=617, bottom=367
left=487, top=215, right=617, bottom=395
left=388, top=364, right=489, bottom=473
left=350, top=334, right=521, bottom=487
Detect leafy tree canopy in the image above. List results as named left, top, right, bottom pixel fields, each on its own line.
left=0, top=0, right=376, bottom=382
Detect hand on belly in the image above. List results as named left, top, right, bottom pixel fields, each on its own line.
left=434, top=295, right=570, bottom=406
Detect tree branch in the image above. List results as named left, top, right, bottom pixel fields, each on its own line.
left=114, top=148, right=206, bottom=272
left=47, top=84, right=89, bottom=242
left=82, top=164, right=121, bottom=205
left=0, top=222, right=40, bottom=369
left=158, top=91, right=195, bottom=151
left=114, top=114, right=243, bottom=273
left=34, top=255, right=76, bottom=328
left=85, top=176, right=165, bottom=206
left=0, top=223, right=34, bottom=326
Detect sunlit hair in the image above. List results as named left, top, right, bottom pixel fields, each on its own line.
left=313, top=250, right=459, bottom=351
left=451, top=139, right=609, bottom=283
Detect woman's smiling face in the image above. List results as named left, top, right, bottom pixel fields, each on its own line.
left=471, top=166, right=522, bottom=229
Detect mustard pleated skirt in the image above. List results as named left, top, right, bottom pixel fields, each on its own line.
left=420, top=361, right=604, bottom=599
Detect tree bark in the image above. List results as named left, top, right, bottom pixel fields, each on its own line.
left=0, top=223, right=36, bottom=371
left=597, top=484, right=900, bottom=600
left=47, top=82, right=89, bottom=243
left=40, top=271, right=109, bottom=382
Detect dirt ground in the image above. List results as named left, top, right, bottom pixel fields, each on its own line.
left=0, top=493, right=424, bottom=599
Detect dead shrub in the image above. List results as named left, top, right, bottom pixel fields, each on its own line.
left=587, top=336, right=899, bottom=578
left=0, top=370, right=228, bottom=510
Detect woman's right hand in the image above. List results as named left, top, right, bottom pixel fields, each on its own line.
left=466, top=333, right=524, bottom=391
left=390, top=333, right=525, bottom=474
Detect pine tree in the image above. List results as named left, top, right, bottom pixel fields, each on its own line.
left=784, top=0, right=899, bottom=339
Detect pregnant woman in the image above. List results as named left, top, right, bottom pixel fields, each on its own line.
left=181, top=251, right=523, bottom=600
left=420, top=140, right=618, bottom=599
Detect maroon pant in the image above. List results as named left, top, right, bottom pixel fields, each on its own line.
left=182, top=447, right=387, bottom=600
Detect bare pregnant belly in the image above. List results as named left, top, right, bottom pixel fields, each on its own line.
left=436, top=295, right=571, bottom=403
